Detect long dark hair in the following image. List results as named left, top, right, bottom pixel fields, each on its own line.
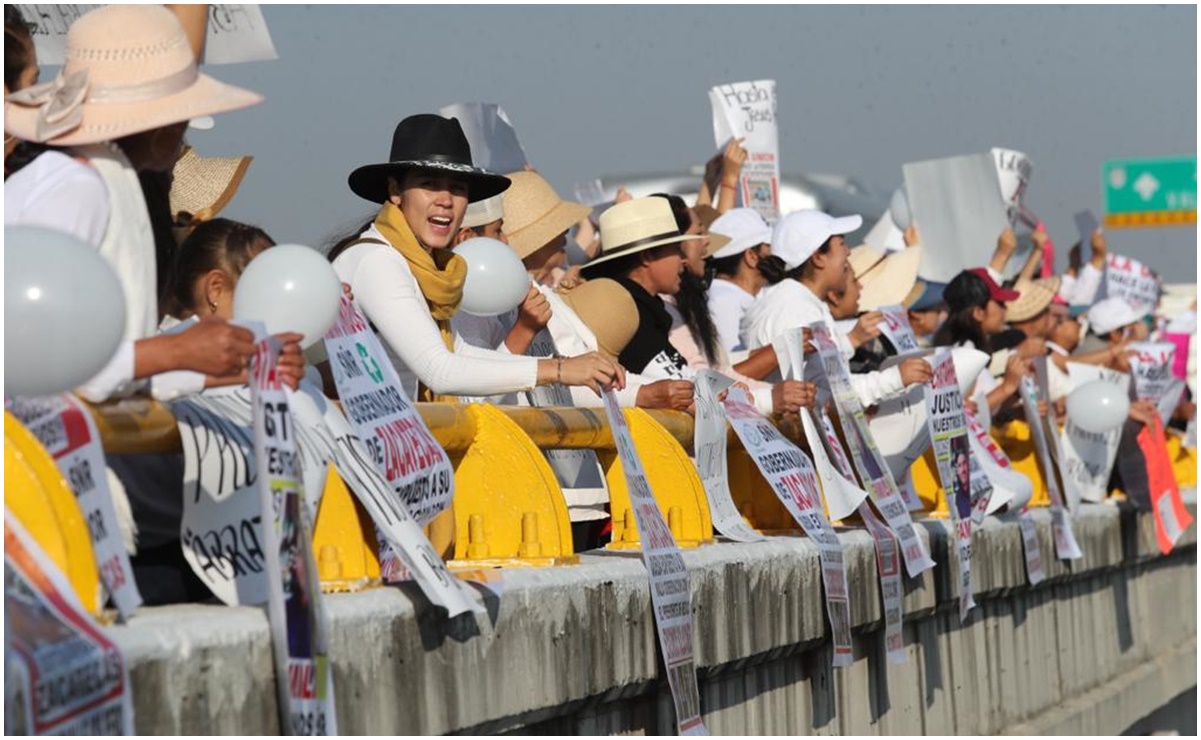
left=325, top=216, right=376, bottom=262
left=758, top=241, right=832, bottom=286
left=651, top=193, right=720, bottom=365
left=163, top=217, right=275, bottom=318
left=933, top=270, right=991, bottom=352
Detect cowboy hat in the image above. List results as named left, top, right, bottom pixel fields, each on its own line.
left=4, top=5, right=261, bottom=146
left=852, top=245, right=923, bottom=312
left=582, top=197, right=696, bottom=271
left=1005, top=276, right=1062, bottom=323
left=347, top=114, right=510, bottom=204
left=169, top=146, right=252, bottom=224
left=501, top=171, right=592, bottom=260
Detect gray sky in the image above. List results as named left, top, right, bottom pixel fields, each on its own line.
left=192, top=4, right=1197, bottom=279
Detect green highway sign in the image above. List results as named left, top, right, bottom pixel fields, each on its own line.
left=1102, top=155, right=1196, bottom=228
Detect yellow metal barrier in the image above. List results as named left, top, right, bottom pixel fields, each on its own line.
left=4, top=412, right=101, bottom=616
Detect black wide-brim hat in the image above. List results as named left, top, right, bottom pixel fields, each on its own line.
left=347, top=114, right=511, bottom=204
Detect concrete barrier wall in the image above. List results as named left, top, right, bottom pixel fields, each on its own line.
left=112, top=494, right=1197, bottom=735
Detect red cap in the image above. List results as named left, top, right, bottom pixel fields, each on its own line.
left=966, top=268, right=1021, bottom=303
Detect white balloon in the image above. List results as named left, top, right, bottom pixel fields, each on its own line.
left=233, top=244, right=342, bottom=349
left=889, top=187, right=911, bottom=231
left=1066, top=380, right=1130, bottom=434
left=4, top=226, right=127, bottom=397
left=454, top=237, right=530, bottom=317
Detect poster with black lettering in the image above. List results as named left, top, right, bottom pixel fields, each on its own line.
left=17, top=4, right=277, bottom=65
left=1104, top=254, right=1161, bottom=312
left=250, top=338, right=337, bottom=737
left=4, top=512, right=133, bottom=735
left=721, top=388, right=853, bottom=668
left=807, top=324, right=935, bottom=577
left=709, top=79, right=780, bottom=225
left=600, top=390, right=707, bottom=736
left=1061, top=363, right=1129, bottom=506
left=1018, top=377, right=1082, bottom=561
left=7, top=394, right=141, bottom=621
left=921, top=351, right=977, bottom=620
left=1128, top=342, right=1183, bottom=426
left=878, top=305, right=921, bottom=355
left=324, top=295, right=454, bottom=526
left=692, top=371, right=767, bottom=543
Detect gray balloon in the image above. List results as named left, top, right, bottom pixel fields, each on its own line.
left=5, top=226, right=126, bottom=398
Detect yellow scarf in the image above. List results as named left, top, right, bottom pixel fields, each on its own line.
left=374, top=202, right=467, bottom=401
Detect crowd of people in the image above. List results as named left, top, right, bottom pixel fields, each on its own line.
left=4, top=5, right=1195, bottom=605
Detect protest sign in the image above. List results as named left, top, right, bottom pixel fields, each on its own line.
left=325, top=295, right=454, bottom=526
left=904, top=149, right=1030, bottom=282
left=721, top=388, right=853, bottom=668
left=1104, top=254, right=1161, bottom=311
left=807, top=325, right=935, bottom=577
left=802, top=406, right=906, bottom=665
left=439, top=102, right=529, bottom=175
left=18, top=4, right=277, bottom=65
left=709, top=79, right=780, bottom=224
left=1018, top=377, right=1082, bottom=561
left=692, top=371, right=767, bottom=543
left=601, top=390, right=707, bottom=736
left=878, top=305, right=921, bottom=355
left=1074, top=210, right=1101, bottom=254
left=7, top=395, right=141, bottom=621
left=1060, top=363, right=1129, bottom=506
left=922, top=351, right=978, bottom=619
left=1137, top=416, right=1194, bottom=555
left=5, top=512, right=133, bottom=735
left=250, top=338, right=337, bottom=736
left=1128, top=342, right=1182, bottom=425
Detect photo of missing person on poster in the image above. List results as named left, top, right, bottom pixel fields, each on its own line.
left=950, top=435, right=972, bottom=521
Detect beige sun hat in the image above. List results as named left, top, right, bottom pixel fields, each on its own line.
left=501, top=171, right=593, bottom=259
left=852, top=245, right=923, bottom=311
left=4, top=5, right=262, bottom=146
left=583, top=197, right=695, bottom=272
left=169, top=146, right=253, bottom=224
left=558, top=278, right=639, bottom=360
left=1006, top=276, right=1063, bottom=323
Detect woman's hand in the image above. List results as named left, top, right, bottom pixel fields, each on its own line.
left=899, top=357, right=934, bottom=386
left=274, top=333, right=306, bottom=391
left=515, top=285, right=552, bottom=333
left=554, top=352, right=626, bottom=395
left=848, top=311, right=884, bottom=349
left=635, top=379, right=695, bottom=410
left=171, top=317, right=257, bottom=377
left=772, top=380, right=817, bottom=415
left=1001, top=352, right=1031, bottom=391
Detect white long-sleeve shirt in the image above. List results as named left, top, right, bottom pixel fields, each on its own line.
left=742, top=279, right=906, bottom=408
left=332, top=225, right=538, bottom=399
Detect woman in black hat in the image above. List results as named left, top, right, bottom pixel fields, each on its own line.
left=329, top=114, right=623, bottom=401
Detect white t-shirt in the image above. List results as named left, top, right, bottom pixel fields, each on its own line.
left=706, top=278, right=756, bottom=353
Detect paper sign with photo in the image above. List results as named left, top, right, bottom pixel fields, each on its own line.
left=709, top=79, right=780, bottom=224
left=601, top=390, right=707, bottom=735
left=439, top=102, right=529, bottom=175
left=904, top=151, right=1024, bottom=283
left=5, top=513, right=134, bottom=735
left=991, top=148, right=1033, bottom=227
left=722, top=387, right=854, bottom=668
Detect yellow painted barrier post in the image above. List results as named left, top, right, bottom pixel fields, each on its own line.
left=446, top=404, right=578, bottom=568
left=4, top=412, right=101, bottom=615
left=311, top=464, right=382, bottom=593
left=601, top=408, right=714, bottom=550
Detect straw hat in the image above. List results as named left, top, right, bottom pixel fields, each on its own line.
left=1006, top=276, right=1062, bottom=323
left=4, top=5, right=262, bottom=146
left=501, top=171, right=592, bottom=259
left=851, top=245, right=923, bottom=311
left=583, top=197, right=695, bottom=271
left=558, top=279, right=639, bottom=360
left=169, top=146, right=252, bottom=224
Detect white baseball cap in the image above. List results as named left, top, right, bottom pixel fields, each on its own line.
left=708, top=208, right=773, bottom=261
left=770, top=209, right=863, bottom=270
left=1087, top=297, right=1149, bottom=335
left=461, top=193, right=504, bottom=230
